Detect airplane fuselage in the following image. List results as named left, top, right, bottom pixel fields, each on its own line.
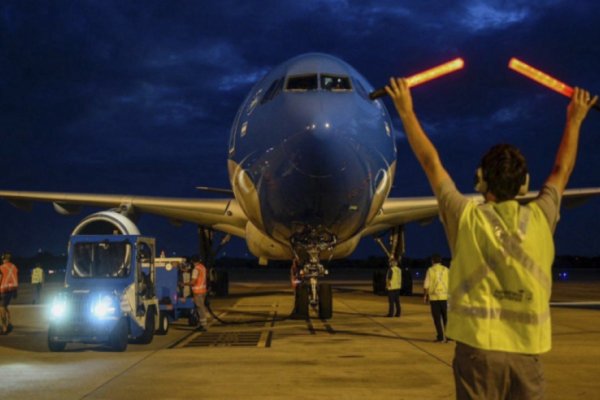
left=227, top=53, right=396, bottom=260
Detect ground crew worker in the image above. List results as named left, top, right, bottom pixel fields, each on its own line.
left=385, top=259, right=402, bottom=317
left=423, top=254, right=449, bottom=342
left=182, top=256, right=208, bottom=331
left=0, top=252, right=19, bottom=335
left=31, top=263, right=44, bottom=304
left=386, top=77, right=597, bottom=399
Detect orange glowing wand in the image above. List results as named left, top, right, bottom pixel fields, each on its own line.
left=509, top=57, right=600, bottom=111
left=369, top=57, right=465, bottom=100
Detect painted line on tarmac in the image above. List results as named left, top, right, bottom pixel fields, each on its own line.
left=257, top=310, right=277, bottom=348
left=168, top=311, right=228, bottom=349
left=336, top=297, right=452, bottom=368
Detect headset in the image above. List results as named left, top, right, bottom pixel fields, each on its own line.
left=474, top=167, right=529, bottom=196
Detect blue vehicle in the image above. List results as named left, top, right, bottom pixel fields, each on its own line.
left=47, top=212, right=161, bottom=352
left=144, top=257, right=197, bottom=334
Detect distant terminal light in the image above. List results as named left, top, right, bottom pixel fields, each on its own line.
left=369, top=57, right=465, bottom=100
left=508, top=58, right=573, bottom=97
left=557, top=271, right=569, bottom=281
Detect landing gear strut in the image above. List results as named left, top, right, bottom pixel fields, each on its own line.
left=198, top=226, right=230, bottom=297
left=373, top=226, right=413, bottom=295
left=291, top=228, right=335, bottom=320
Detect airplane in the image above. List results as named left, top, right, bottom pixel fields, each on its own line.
left=1, top=52, right=599, bottom=319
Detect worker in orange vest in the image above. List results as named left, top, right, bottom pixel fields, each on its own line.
left=182, top=256, right=208, bottom=331
left=0, top=252, right=19, bottom=335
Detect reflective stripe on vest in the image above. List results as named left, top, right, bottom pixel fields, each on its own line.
left=479, top=206, right=551, bottom=291
left=446, top=201, right=553, bottom=354
left=32, top=268, right=44, bottom=284
left=192, top=264, right=207, bottom=295
left=0, top=263, right=18, bottom=292
left=386, top=266, right=402, bottom=290
left=426, top=264, right=448, bottom=300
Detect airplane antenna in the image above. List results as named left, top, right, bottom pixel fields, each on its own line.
left=195, top=186, right=234, bottom=195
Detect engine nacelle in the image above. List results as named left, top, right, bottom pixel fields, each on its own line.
left=71, top=211, right=140, bottom=236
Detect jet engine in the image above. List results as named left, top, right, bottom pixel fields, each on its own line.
left=71, top=211, right=140, bottom=236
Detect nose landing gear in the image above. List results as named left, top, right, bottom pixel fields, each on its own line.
left=291, top=230, right=335, bottom=320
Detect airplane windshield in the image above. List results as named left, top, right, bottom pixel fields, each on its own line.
left=321, top=75, right=352, bottom=91
left=71, top=241, right=131, bottom=278
left=286, top=75, right=318, bottom=91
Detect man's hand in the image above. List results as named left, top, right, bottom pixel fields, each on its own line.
left=547, top=86, right=598, bottom=193
left=385, top=78, right=414, bottom=119
left=567, top=87, right=598, bottom=126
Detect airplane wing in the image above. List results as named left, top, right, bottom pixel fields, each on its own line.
left=1, top=187, right=599, bottom=242
left=362, top=187, right=600, bottom=237
left=0, top=190, right=248, bottom=238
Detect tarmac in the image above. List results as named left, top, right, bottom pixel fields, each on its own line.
left=1, top=271, right=599, bottom=399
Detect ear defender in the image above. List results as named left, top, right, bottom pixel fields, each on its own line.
left=518, top=173, right=530, bottom=196
left=474, top=168, right=487, bottom=193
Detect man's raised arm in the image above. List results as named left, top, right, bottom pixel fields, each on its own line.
left=546, top=87, right=598, bottom=194
left=386, top=78, right=451, bottom=194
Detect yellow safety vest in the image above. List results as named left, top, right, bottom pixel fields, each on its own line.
left=425, top=264, right=449, bottom=301
left=32, top=267, right=44, bottom=284
left=446, top=200, right=554, bottom=354
left=386, top=266, right=402, bottom=290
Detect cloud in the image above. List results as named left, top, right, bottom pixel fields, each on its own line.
left=461, top=1, right=529, bottom=32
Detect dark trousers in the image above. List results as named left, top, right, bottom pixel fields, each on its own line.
left=453, top=342, right=545, bottom=400
left=33, top=283, right=42, bottom=304
left=430, top=300, right=447, bottom=340
left=387, top=289, right=401, bottom=316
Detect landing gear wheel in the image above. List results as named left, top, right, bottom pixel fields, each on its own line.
left=47, top=325, right=66, bottom=352
left=293, top=284, right=310, bottom=320
left=110, top=317, right=129, bottom=352
left=372, top=271, right=387, bottom=295
left=134, top=309, right=155, bottom=344
left=212, top=270, right=229, bottom=297
left=157, top=312, right=170, bottom=335
left=188, top=309, right=199, bottom=327
left=318, top=283, right=332, bottom=319
left=400, top=269, right=413, bottom=296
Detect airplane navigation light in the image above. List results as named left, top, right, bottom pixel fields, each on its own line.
left=369, top=57, right=465, bottom=100
left=509, top=58, right=600, bottom=111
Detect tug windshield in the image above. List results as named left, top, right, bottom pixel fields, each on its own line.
left=71, top=241, right=131, bottom=278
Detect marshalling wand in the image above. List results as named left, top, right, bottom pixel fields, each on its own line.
left=508, top=57, right=600, bottom=111
left=369, top=57, right=465, bottom=100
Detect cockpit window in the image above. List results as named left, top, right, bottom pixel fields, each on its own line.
left=286, top=75, right=319, bottom=91
left=321, top=75, right=352, bottom=91
left=353, top=78, right=369, bottom=99
left=261, top=77, right=284, bottom=104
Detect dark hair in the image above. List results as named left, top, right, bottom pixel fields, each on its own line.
left=431, top=253, right=442, bottom=264
left=190, top=255, right=204, bottom=264
left=480, top=144, right=528, bottom=201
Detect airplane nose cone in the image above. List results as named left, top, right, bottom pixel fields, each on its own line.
left=285, top=119, right=353, bottom=178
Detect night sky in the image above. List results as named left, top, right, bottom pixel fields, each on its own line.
left=1, top=1, right=600, bottom=259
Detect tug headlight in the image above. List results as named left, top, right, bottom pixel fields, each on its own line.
left=50, top=297, right=68, bottom=319
left=92, top=295, right=117, bottom=318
